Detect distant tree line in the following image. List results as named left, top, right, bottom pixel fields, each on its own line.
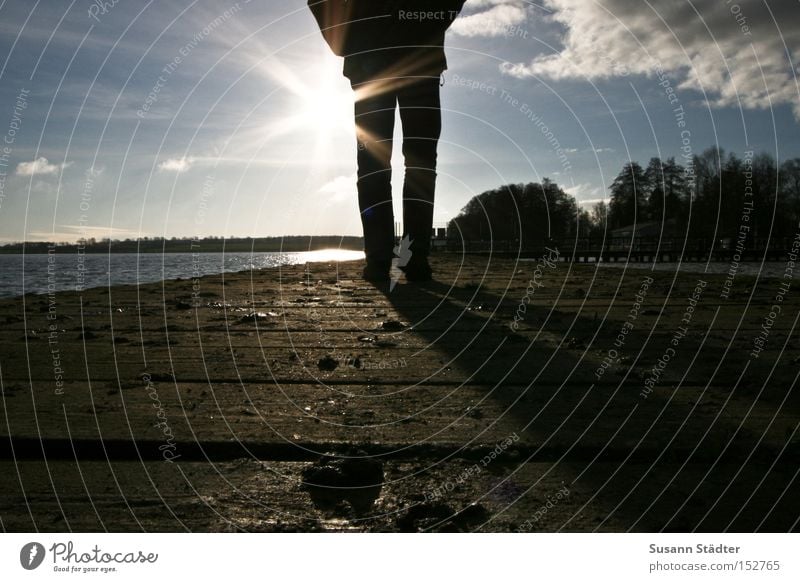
left=603, top=147, right=800, bottom=241
left=448, top=147, right=800, bottom=245
left=0, top=236, right=364, bottom=254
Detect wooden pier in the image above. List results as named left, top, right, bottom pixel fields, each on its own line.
left=1, top=255, right=798, bottom=531
left=447, top=237, right=797, bottom=264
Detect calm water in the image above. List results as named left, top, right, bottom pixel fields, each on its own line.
left=0, top=250, right=365, bottom=299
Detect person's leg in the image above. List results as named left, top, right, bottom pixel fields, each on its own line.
left=397, top=77, right=441, bottom=267
left=353, top=80, right=397, bottom=270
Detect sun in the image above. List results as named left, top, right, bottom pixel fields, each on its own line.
left=295, top=62, right=354, bottom=140
left=298, top=83, right=353, bottom=135
left=224, top=51, right=365, bottom=166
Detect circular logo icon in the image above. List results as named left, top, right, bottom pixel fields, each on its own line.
left=20, top=542, right=46, bottom=570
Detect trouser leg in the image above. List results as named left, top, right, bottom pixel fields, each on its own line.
left=353, top=81, right=397, bottom=263
left=398, top=77, right=441, bottom=258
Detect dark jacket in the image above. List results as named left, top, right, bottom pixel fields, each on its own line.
left=308, top=0, right=466, bottom=82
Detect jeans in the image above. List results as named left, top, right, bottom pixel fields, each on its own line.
left=352, top=76, right=441, bottom=263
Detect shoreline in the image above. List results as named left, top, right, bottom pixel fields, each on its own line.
left=1, top=251, right=788, bottom=302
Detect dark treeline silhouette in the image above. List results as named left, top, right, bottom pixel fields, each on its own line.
left=448, top=147, right=800, bottom=247
left=447, top=178, right=591, bottom=246
left=0, top=236, right=364, bottom=254
left=606, top=147, right=800, bottom=242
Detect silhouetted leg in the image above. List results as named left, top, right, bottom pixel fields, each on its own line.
left=353, top=80, right=397, bottom=263
left=398, top=77, right=441, bottom=259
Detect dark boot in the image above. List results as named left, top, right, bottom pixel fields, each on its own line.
left=362, top=259, right=392, bottom=282
left=399, top=255, right=432, bottom=282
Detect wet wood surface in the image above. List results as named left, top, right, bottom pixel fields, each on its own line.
left=1, top=255, right=798, bottom=531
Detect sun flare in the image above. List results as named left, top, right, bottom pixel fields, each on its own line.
left=296, top=78, right=354, bottom=136
left=274, top=54, right=355, bottom=147
left=225, top=51, right=372, bottom=167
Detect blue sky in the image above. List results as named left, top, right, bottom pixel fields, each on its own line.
left=0, top=0, right=798, bottom=242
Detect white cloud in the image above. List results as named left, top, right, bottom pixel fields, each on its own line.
left=451, top=0, right=530, bottom=38
left=15, top=157, right=71, bottom=176
left=566, top=182, right=603, bottom=202
left=579, top=197, right=609, bottom=206
left=501, top=0, right=800, bottom=119
left=158, top=157, right=195, bottom=173
left=317, top=174, right=356, bottom=203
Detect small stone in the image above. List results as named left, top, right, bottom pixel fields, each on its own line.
left=566, top=336, right=586, bottom=349
left=148, top=371, right=175, bottom=382
left=302, top=453, right=384, bottom=515
left=240, top=312, right=270, bottom=323
left=465, top=406, right=484, bottom=419
left=318, top=355, right=339, bottom=371
left=381, top=320, right=406, bottom=331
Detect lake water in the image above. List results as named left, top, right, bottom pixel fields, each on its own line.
left=0, top=250, right=365, bottom=299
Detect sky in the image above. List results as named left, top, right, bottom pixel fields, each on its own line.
left=0, top=0, right=798, bottom=242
